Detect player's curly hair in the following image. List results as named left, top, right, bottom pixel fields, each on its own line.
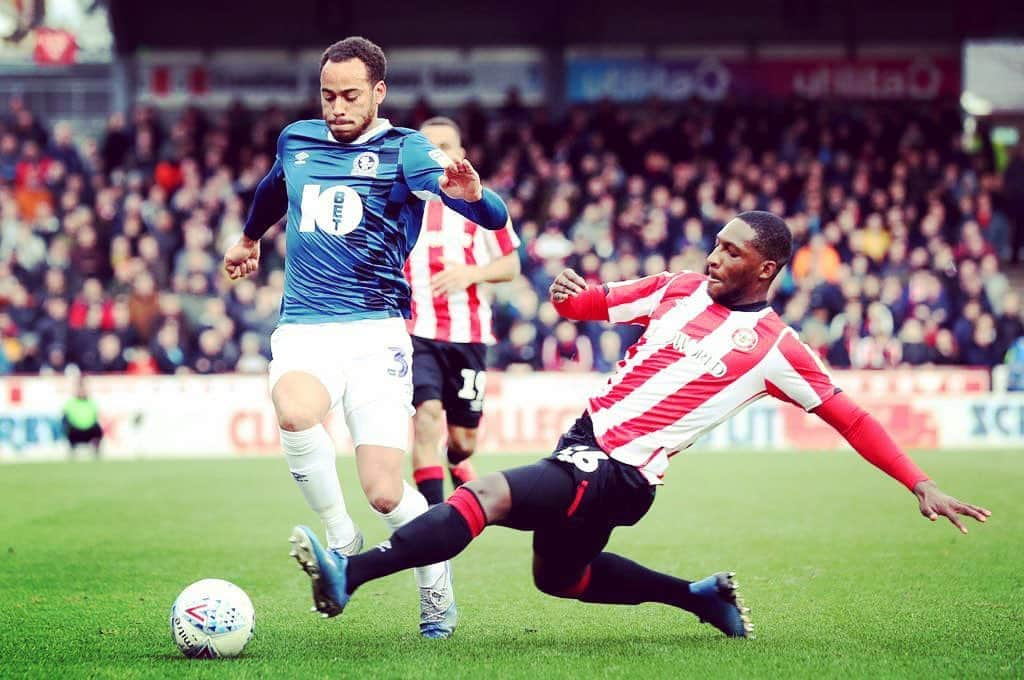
left=320, top=36, right=387, bottom=84
left=737, top=210, right=793, bottom=271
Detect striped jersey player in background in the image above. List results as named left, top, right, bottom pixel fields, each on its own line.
left=221, top=36, right=509, bottom=639
left=405, top=117, right=521, bottom=505
left=288, top=210, right=990, bottom=637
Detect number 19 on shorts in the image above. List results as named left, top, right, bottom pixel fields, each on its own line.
left=458, top=369, right=486, bottom=412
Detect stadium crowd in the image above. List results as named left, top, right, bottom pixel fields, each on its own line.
left=1, top=95, right=1023, bottom=381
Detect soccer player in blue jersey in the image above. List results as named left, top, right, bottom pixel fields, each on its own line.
left=222, top=36, right=509, bottom=639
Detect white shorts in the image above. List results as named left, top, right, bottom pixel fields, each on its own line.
left=268, top=318, right=414, bottom=450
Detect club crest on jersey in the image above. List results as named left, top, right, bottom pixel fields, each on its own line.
left=731, top=328, right=759, bottom=352
left=352, top=151, right=379, bottom=177
left=294, top=151, right=309, bottom=165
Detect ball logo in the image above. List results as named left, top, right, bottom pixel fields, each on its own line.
left=351, top=151, right=379, bottom=177
left=184, top=602, right=207, bottom=626
left=731, top=328, right=758, bottom=352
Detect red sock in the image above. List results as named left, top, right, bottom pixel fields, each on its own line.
left=449, top=460, right=476, bottom=487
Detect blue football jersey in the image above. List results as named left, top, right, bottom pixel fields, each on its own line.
left=266, top=118, right=458, bottom=324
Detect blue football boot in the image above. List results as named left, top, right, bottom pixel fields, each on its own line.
left=289, top=525, right=350, bottom=618
left=688, top=571, right=753, bottom=638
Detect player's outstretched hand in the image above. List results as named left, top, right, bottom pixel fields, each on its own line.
left=223, top=236, right=261, bottom=280
left=438, top=159, right=483, bottom=202
left=913, top=480, right=991, bottom=534
left=549, top=269, right=587, bottom=302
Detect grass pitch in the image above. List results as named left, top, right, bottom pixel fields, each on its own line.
left=1, top=450, right=1022, bottom=679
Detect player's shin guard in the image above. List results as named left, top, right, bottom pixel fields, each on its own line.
left=413, top=466, right=445, bottom=506
left=374, top=481, right=445, bottom=587
left=280, top=425, right=358, bottom=551
left=553, top=552, right=701, bottom=611
left=346, top=487, right=485, bottom=594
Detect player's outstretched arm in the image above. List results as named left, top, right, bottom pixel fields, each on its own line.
left=224, top=160, right=286, bottom=280
left=813, top=392, right=992, bottom=533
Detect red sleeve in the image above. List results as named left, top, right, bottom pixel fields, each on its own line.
left=552, top=284, right=610, bottom=321
left=605, top=271, right=677, bottom=324
left=812, top=392, right=929, bottom=492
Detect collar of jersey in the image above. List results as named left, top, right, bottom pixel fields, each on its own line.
left=324, top=118, right=393, bottom=145
left=725, top=300, right=770, bottom=313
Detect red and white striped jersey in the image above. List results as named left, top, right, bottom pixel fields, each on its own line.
left=587, top=271, right=838, bottom=485
left=405, top=199, right=520, bottom=344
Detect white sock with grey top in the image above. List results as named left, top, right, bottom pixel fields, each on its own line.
left=280, top=425, right=358, bottom=551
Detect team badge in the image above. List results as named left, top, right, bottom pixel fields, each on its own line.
left=294, top=151, right=309, bottom=165
left=352, top=151, right=379, bottom=177
left=731, top=328, right=758, bottom=352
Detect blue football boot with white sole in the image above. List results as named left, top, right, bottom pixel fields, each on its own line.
left=418, top=561, right=457, bottom=639
left=289, top=525, right=350, bottom=618
left=689, top=571, right=753, bottom=638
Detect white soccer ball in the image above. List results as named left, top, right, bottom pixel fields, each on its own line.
left=170, top=578, right=255, bottom=659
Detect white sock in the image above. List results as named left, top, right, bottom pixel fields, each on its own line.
left=375, top=481, right=445, bottom=588
left=280, top=425, right=357, bottom=550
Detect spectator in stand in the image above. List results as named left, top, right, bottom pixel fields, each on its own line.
left=127, top=272, right=162, bottom=344
left=126, top=346, right=159, bottom=375
left=495, top=320, right=541, bottom=372
left=235, top=332, right=269, bottom=374
left=592, top=329, right=624, bottom=373
left=92, top=333, right=128, bottom=373
left=151, top=321, right=188, bottom=374
left=191, top=328, right=231, bottom=374
left=68, top=305, right=104, bottom=370
left=995, top=292, right=1024, bottom=359
left=15, top=333, right=43, bottom=373
left=1003, top=145, right=1024, bottom=264
left=964, top=314, right=1001, bottom=367
left=0, top=133, right=19, bottom=182
left=1004, top=337, right=1024, bottom=391
left=48, top=121, right=83, bottom=175
left=791, top=232, right=841, bottom=284
left=541, top=320, right=594, bottom=372
left=898, top=319, right=932, bottom=365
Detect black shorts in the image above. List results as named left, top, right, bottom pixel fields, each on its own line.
left=499, top=412, right=655, bottom=569
left=411, top=335, right=487, bottom=428
left=67, top=423, right=103, bottom=445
